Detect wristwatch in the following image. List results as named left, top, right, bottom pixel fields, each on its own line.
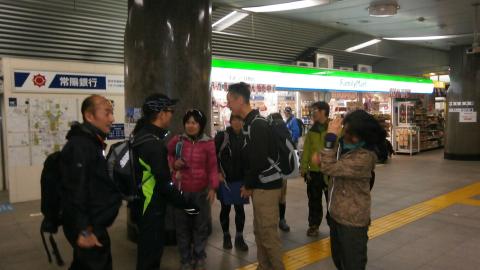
left=80, top=230, right=91, bottom=237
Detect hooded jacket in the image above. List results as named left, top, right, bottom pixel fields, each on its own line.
left=133, top=123, right=190, bottom=215
left=214, top=127, right=245, bottom=183
left=167, top=134, right=219, bottom=193
left=320, top=136, right=377, bottom=227
left=60, top=122, right=122, bottom=234
left=242, top=110, right=283, bottom=190
left=300, top=121, right=329, bottom=173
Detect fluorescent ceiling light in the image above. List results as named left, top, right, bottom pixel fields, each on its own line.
left=384, top=34, right=471, bottom=41
left=345, top=39, right=382, bottom=52
left=243, top=0, right=330, bottom=13
left=212, top=11, right=249, bottom=32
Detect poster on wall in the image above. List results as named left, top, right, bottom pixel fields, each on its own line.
left=13, top=70, right=124, bottom=93
left=459, top=111, right=477, bottom=123
left=6, top=96, right=80, bottom=167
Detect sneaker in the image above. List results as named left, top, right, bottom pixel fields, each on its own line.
left=223, top=234, right=233, bottom=250
left=234, top=236, right=249, bottom=252
left=306, top=226, right=319, bottom=237
left=279, top=219, right=291, bottom=232
left=194, top=259, right=206, bottom=270
left=181, top=263, right=193, bottom=270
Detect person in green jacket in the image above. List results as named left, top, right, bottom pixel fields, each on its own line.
left=300, top=101, right=330, bottom=237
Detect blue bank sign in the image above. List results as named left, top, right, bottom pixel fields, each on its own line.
left=13, top=70, right=124, bottom=93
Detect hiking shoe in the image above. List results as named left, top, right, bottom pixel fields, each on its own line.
left=307, top=226, right=319, bottom=237
left=223, top=234, right=233, bottom=250
left=234, top=236, right=249, bottom=252
left=279, top=219, right=291, bottom=232
left=194, top=259, right=206, bottom=270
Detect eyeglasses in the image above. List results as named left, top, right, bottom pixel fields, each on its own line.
left=163, top=108, right=175, bottom=113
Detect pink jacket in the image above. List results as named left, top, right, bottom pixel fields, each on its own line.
left=167, top=134, right=219, bottom=193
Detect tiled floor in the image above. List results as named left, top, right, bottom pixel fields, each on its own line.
left=0, top=149, right=479, bottom=270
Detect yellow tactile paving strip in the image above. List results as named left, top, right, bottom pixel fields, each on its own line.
left=238, top=182, right=480, bottom=270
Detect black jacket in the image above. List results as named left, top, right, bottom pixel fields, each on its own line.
left=215, top=127, right=244, bottom=183
left=242, top=110, right=283, bottom=190
left=60, top=123, right=122, bottom=234
left=133, top=124, right=188, bottom=215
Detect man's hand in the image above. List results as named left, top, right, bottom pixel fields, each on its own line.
left=207, top=188, right=216, bottom=205
left=174, top=159, right=185, bottom=170
left=77, top=233, right=102, bottom=249
left=218, top=173, right=225, bottom=182
left=327, top=118, right=343, bottom=136
left=240, top=186, right=253, bottom=198
left=311, top=152, right=321, bottom=166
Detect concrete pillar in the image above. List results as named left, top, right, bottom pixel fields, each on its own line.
left=444, top=46, right=480, bottom=160
left=124, top=0, right=212, bottom=135
left=124, top=0, right=212, bottom=243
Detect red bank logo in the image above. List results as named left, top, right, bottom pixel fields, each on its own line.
left=32, top=74, right=46, bottom=87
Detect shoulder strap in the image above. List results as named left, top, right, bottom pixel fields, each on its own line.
left=244, top=115, right=268, bottom=139
left=131, top=133, right=159, bottom=147
left=175, top=136, right=184, bottom=160
left=219, top=131, right=230, bottom=154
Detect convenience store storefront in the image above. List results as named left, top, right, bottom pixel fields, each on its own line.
left=210, top=59, right=436, bottom=153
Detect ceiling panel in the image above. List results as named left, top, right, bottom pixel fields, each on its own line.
left=214, top=0, right=477, bottom=50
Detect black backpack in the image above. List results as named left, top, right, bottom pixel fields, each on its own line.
left=296, top=118, right=305, bottom=136
left=40, top=151, right=65, bottom=266
left=245, top=115, right=299, bottom=183
left=106, top=134, right=159, bottom=202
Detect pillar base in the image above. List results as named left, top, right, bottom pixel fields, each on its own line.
left=444, top=153, right=480, bottom=161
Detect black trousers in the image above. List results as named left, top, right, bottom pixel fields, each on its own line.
left=63, top=226, right=112, bottom=270
left=329, top=217, right=368, bottom=270
left=136, top=199, right=166, bottom=270
left=307, top=171, right=329, bottom=227
left=220, top=203, right=245, bottom=234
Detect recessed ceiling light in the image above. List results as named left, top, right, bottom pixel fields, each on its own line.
left=243, top=0, right=330, bottom=13
left=368, top=2, right=399, bottom=17
left=345, top=38, right=382, bottom=52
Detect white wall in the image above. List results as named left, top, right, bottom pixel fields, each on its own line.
left=2, top=58, right=125, bottom=203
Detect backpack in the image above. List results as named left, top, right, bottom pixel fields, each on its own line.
left=296, top=118, right=305, bottom=136
left=217, top=131, right=232, bottom=177
left=106, top=134, right=159, bottom=202
left=245, top=115, right=299, bottom=183
left=40, top=151, right=65, bottom=266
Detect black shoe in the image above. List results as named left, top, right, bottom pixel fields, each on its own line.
left=223, top=234, right=232, bottom=250
left=234, top=236, right=249, bottom=252
left=279, top=219, right=291, bottom=232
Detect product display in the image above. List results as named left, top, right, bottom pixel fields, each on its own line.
left=394, top=126, right=420, bottom=155
left=392, top=98, right=444, bottom=154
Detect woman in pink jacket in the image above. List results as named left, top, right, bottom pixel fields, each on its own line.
left=168, top=109, right=219, bottom=270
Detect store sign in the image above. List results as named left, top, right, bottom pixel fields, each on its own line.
left=210, top=81, right=275, bottom=92
left=211, top=59, right=434, bottom=94
left=389, top=88, right=412, bottom=98
left=459, top=112, right=477, bottom=123
left=107, top=123, right=125, bottom=140
left=13, top=70, right=124, bottom=93
left=448, top=101, right=475, bottom=113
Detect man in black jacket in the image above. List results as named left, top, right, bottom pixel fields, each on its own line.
left=227, top=83, right=285, bottom=270
left=61, top=95, right=122, bottom=270
left=132, top=93, right=198, bottom=270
